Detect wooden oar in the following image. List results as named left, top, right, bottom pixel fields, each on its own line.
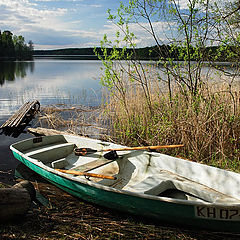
left=74, top=144, right=184, bottom=156
left=56, top=169, right=116, bottom=180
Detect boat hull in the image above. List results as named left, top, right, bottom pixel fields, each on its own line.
left=12, top=149, right=240, bottom=233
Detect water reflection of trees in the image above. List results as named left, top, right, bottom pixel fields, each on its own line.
left=0, top=61, right=34, bottom=86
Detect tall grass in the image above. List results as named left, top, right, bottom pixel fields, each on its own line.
left=38, top=65, right=239, bottom=171
left=101, top=67, right=240, bottom=170
left=38, top=104, right=106, bottom=138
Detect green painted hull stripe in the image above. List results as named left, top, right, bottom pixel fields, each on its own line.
left=12, top=151, right=240, bottom=232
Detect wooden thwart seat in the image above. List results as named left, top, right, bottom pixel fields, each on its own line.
left=24, top=142, right=76, bottom=165
left=24, top=142, right=75, bottom=157
left=71, top=158, right=116, bottom=172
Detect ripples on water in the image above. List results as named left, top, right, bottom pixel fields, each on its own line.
left=0, top=58, right=103, bottom=178
left=0, top=58, right=239, bottom=180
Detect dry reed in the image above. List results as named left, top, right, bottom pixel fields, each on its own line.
left=38, top=104, right=107, bottom=138
left=102, top=78, right=240, bottom=170
left=38, top=76, right=239, bottom=171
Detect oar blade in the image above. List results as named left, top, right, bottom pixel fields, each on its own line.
left=103, top=150, right=118, bottom=160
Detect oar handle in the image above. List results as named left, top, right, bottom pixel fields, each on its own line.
left=74, top=144, right=184, bottom=156
left=56, top=169, right=116, bottom=180
left=103, top=144, right=184, bottom=152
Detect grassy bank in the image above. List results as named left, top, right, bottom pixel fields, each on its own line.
left=1, top=181, right=239, bottom=239
left=100, top=79, right=239, bottom=171
left=7, top=79, right=237, bottom=239
left=38, top=80, right=239, bottom=172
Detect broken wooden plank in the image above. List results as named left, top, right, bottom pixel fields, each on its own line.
left=1, top=102, right=29, bottom=129
left=15, top=101, right=40, bottom=127
left=28, top=127, right=78, bottom=136
left=0, top=100, right=40, bottom=137
left=1, top=100, right=40, bottom=129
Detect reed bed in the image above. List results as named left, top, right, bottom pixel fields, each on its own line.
left=38, top=70, right=239, bottom=171
left=100, top=73, right=240, bottom=170
left=38, top=103, right=108, bottom=138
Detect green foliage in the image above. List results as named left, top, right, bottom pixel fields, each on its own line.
left=0, top=30, right=33, bottom=60
left=97, top=0, right=240, bottom=167
left=106, top=84, right=240, bottom=167
left=97, top=0, right=220, bottom=98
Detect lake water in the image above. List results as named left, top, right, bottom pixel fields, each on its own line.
left=0, top=58, right=239, bottom=183
left=0, top=58, right=103, bottom=182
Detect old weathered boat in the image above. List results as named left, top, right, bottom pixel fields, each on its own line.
left=10, top=135, right=240, bottom=232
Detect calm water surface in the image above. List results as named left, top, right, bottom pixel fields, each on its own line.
left=0, top=58, right=239, bottom=180
left=0, top=58, right=103, bottom=179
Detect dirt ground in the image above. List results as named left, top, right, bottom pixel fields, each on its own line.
left=1, top=179, right=240, bottom=240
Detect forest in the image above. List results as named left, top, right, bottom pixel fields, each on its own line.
left=0, top=30, right=33, bottom=61
left=34, top=45, right=237, bottom=62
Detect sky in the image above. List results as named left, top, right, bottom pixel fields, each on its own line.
left=0, top=0, right=189, bottom=50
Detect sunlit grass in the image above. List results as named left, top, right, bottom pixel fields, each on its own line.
left=101, top=79, right=240, bottom=171
left=39, top=74, right=240, bottom=171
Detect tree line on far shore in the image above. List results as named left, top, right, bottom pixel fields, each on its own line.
left=1, top=30, right=237, bottom=62
left=34, top=45, right=236, bottom=62
left=0, top=30, right=34, bottom=61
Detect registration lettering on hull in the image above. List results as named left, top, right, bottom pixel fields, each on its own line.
left=195, top=206, right=240, bottom=221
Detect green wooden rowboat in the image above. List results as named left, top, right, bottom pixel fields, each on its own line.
left=10, top=135, right=240, bottom=232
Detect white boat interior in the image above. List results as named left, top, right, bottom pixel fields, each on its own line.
left=12, top=135, right=240, bottom=204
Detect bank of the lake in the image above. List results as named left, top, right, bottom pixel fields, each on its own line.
left=1, top=57, right=239, bottom=179
left=2, top=179, right=239, bottom=240
left=0, top=58, right=239, bottom=239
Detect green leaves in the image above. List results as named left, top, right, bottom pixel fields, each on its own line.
left=0, top=30, right=33, bottom=60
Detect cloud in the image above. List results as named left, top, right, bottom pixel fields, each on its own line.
left=177, top=0, right=189, bottom=9
left=0, top=0, right=178, bottom=49
left=0, top=0, right=67, bottom=30
left=76, top=3, right=102, bottom=8
left=99, top=20, right=176, bottom=47
left=32, top=0, right=101, bottom=7
left=0, top=0, right=106, bottom=49
left=0, top=0, right=72, bottom=45
left=32, top=0, right=84, bottom=2
left=36, top=20, right=174, bottom=49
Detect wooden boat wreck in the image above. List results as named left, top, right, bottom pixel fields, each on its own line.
left=10, top=135, right=240, bottom=232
